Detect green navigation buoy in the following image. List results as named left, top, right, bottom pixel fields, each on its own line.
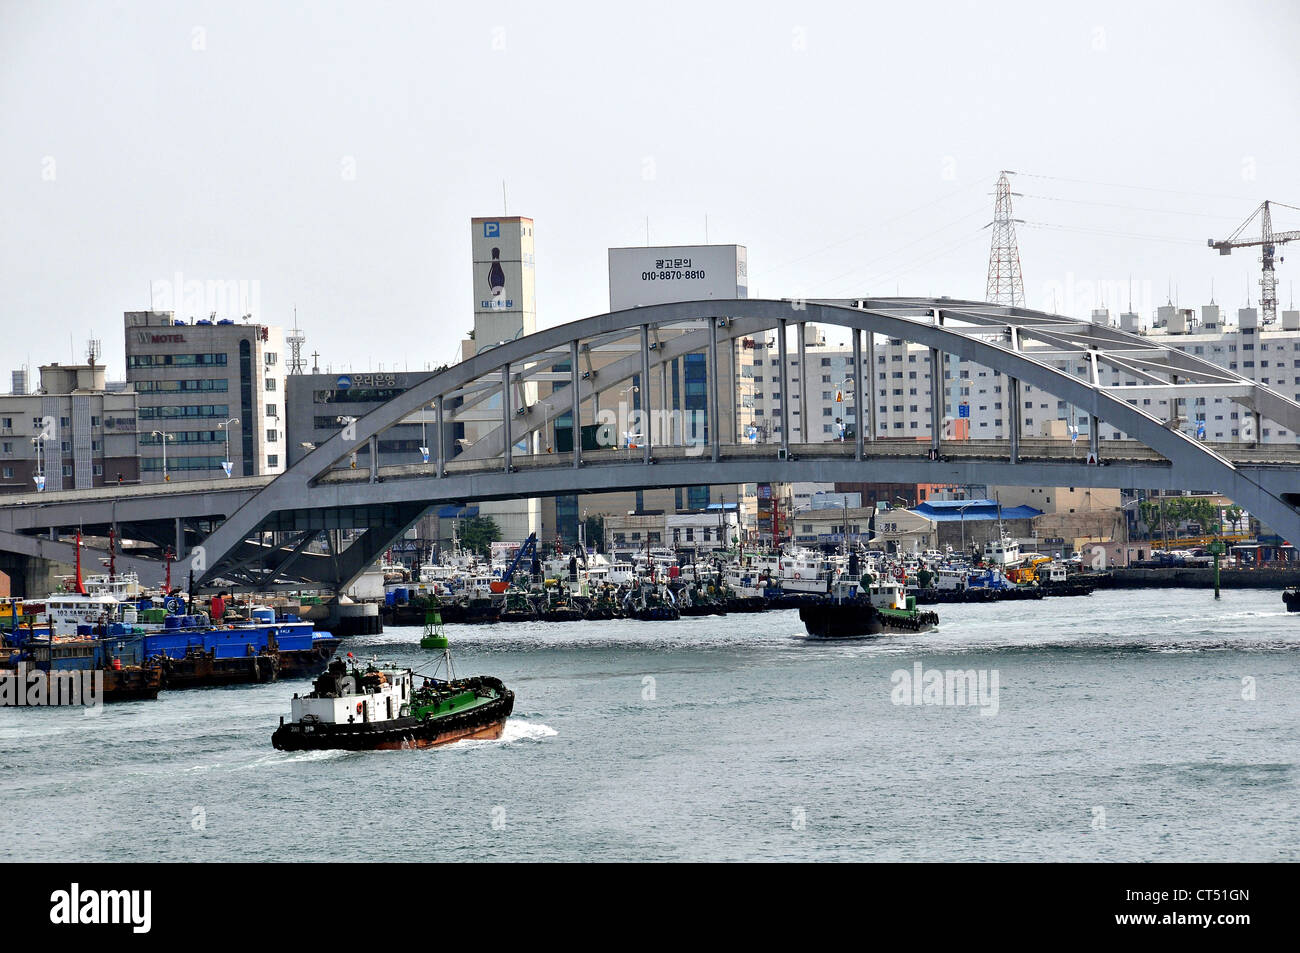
left=420, top=602, right=448, bottom=650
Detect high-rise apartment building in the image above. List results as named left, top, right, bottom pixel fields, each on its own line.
left=124, top=311, right=287, bottom=482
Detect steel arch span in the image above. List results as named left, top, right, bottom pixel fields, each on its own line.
left=177, top=297, right=1299, bottom=590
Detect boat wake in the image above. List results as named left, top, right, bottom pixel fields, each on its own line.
left=449, top=718, right=557, bottom=751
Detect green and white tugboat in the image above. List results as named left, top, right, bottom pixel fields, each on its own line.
left=799, top=575, right=939, bottom=639
left=271, top=645, right=513, bottom=751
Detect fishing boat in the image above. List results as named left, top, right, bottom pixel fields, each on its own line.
left=498, top=585, right=537, bottom=622
left=270, top=654, right=514, bottom=751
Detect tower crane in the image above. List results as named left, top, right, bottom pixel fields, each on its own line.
left=1208, top=200, right=1300, bottom=324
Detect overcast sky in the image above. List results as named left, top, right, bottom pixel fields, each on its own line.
left=3, top=0, right=1299, bottom=378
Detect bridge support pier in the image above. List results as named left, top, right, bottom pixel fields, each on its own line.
left=501, top=363, right=512, bottom=472
left=708, top=319, right=720, bottom=462
left=436, top=395, right=445, bottom=474
left=641, top=324, right=653, bottom=464
left=777, top=319, right=790, bottom=458
left=852, top=328, right=864, bottom=460
left=930, top=346, right=942, bottom=457
left=570, top=340, right=582, bottom=469
left=1009, top=377, right=1021, bottom=463
left=797, top=322, right=808, bottom=442
left=866, top=330, right=877, bottom=442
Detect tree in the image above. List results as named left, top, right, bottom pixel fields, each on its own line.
left=1225, top=505, right=1244, bottom=534
left=583, top=514, right=606, bottom=553
left=457, top=516, right=501, bottom=557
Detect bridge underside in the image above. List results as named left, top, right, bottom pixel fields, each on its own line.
left=193, top=441, right=1288, bottom=592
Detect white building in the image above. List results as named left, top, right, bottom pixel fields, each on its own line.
left=743, top=302, right=1300, bottom=451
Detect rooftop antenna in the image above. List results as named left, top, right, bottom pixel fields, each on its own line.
left=1210, top=278, right=1215, bottom=305
left=149, top=280, right=154, bottom=311
left=645, top=217, right=650, bottom=246
left=705, top=214, right=709, bottom=244
left=502, top=180, right=507, bottom=215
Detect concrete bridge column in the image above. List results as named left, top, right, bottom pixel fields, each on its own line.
left=435, top=394, right=445, bottom=474
left=797, top=323, right=808, bottom=442
left=777, top=319, right=790, bottom=457
left=569, top=340, right=582, bottom=469
left=1009, top=377, right=1021, bottom=463
left=729, top=335, right=738, bottom=445
left=708, top=318, right=721, bottom=462
left=1090, top=413, right=1099, bottom=458
left=660, top=357, right=669, bottom=446
left=501, top=363, right=512, bottom=472
left=852, top=329, right=864, bottom=461
left=640, top=325, right=653, bottom=464
left=930, top=347, right=942, bottom=456
left=866, top=330, right=877, bottom=442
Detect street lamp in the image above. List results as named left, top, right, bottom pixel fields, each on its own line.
left=218, top=418, right=239, bottom=477
left=1120, top=497, right=1144, bottom=566
left=31, top=433, right=49, bottom=491
left=419, top=402, right=432, bottom=464
left=538, top=400, right=555, bottom=453
left=958, top=500, right=979, bottom=556
left=151, top=430, right=175, bottom=482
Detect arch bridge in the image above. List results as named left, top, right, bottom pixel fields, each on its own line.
left=4, top=298, right=1298, bottom=592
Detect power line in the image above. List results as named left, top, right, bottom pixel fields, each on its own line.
left=1021, top=220, right=1203, bottom=245
left=1019, top=192, right=1241, bottom=221
left=818, top=203, right=990, bottom=290
left=753, top=172, right=998, bottom=279
left=1016, top=171, right=1251, bottom=203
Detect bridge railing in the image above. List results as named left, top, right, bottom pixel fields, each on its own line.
left=310, top=437, right=1188, bottom=487
left=0, top=474, right=276, bottom=506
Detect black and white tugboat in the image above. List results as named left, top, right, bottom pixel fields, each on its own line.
left=271, top=650, right=513, bottom=751
left=799, top=576, right=939, bottom=639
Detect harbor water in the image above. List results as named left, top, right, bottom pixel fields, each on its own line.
left=2, top=588, right=1297, bottom=862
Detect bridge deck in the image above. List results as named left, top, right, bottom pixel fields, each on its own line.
left=307, top=439, right=1300, bottom=486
